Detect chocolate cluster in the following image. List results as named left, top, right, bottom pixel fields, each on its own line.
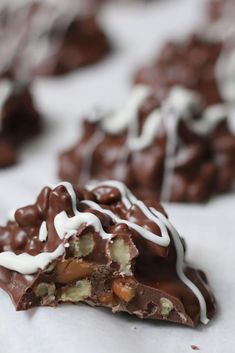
left=59, top=86, right=235, bottom=203
left=0, top=181, right=215, bottom=326
left=0, top=80, right=42, bottom=168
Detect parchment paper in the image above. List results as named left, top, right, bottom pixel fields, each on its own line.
left=0, top=1, right=234, bottom=352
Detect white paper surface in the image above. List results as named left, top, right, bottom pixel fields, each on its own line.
left=0, top=1, right=234, bottom=352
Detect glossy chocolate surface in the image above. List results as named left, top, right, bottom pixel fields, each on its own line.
left=0, top=2, right=110, bottom=79
left=0, top=182, right=215, bottom=326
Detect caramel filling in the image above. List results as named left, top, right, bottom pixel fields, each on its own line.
left=55, top=259, right=95, bottom=284
left=112, top=277, right=137, bottom=302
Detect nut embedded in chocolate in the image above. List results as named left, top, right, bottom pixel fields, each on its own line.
left=0, top=180, right=215, bottom=327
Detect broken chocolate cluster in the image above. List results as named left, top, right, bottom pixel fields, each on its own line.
left=0, top=181, right=215, bottom=326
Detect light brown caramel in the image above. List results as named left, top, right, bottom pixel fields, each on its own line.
left=112, top=277, right=137, bottom=302
left=98, top=292, right=117, bottom=306
left=55, top=259, right=95, bottom=284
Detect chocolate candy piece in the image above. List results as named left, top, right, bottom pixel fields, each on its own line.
left=0, top=80, right=42, bottom=168
left=0, top=2, right=110, bottom=79
left=0, top=181, right=215, bottom=326
left=134, top=34, right=223, bottom=106
left=208, top=0, right=234, bottom=22
left=59, top=85, right=235, bottom=203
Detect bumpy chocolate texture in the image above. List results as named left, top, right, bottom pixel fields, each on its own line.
left=134, top=35, right=223, bottom=106
left=0, top=80, right=42, bottom=168
left=0, top=2, right=110, bottom=79
left=59, top=85, right=235, bottom=203
left=0, top=181, right=215, bottom=326
left=208, top=0, right=234, bottom=22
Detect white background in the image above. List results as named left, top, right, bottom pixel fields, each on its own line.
left=0, top=0, right=234, bottom=352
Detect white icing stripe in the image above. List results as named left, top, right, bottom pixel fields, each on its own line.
left=149, top=208, right=209, bottom=325
left=39, top=221, right=48, bottom=242
left=194, top=104, right=227, bottom=135
left=88, top=85, right=228, bottom=202
left=87, top=180, right=209, bottom=324
left=54, top=210, right=112, bottom=241
left=79, top=131, right=104, bottom=185
left=81, top=200, right=170, bottom=247
left=160, top=107, right=179, bottom=203
left=8, top=208, right=16, bottom=222
left=101, top=85, right=150, bottom=135
left=128, top=109, right=162, bottom=151
left=58, top=182, right=78, bottom=214
left=0, top=80, right=13, bottom=131
left=164, top=86, right=201, bottom=119
left=0, top=244, right=64, bottom=275
left=160, top=86, right=227, bottom=201
left=54, top=182, right=112, bottom=240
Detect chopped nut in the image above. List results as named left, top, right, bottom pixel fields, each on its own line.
left=60, top=279, right=91, bottom=302
left=34, top=282, right=56, bottom=298
left=72, top=233, right=95, bottom=257
left=160, top=297, right=174, bottom=317
left=146, top=302, right=158, bottom=316
left=112, top=277, right=137, bottom=302
left=55, top=260, right=95, bottom=284
left=98, top=292, right=117, bottom=306
left=109, top=238, right=131, bottom=274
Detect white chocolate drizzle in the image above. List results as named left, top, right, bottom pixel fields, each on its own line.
left=79, top=131, right=105, bottom=185
left=86, top=85, right=228, bottom=201
left=216, top=42, right=235, bottom=103
left=54, top=210, right=112, bottom=241
left=85, top=180, right=209, bottom=324
left=128, top=109, right=162, bottom=151
left=0, top=80, right=13, bottom=131
left=160, top=87, right=228, bottom=201
left=53, top=182, right=112, bottom=240
left=0, top=244, right=64, bottom=276
left=8, top=208, right=16, bottom=222
left=0, top=181, right=210, bottom=324
left=39, top=221, right=48, bottom=242
left=81, top=199, right=170, bottom=247
left=101, top=86, right=150, bottom=135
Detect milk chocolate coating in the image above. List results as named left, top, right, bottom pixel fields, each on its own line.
left=58, top=94, right=235, bottom=203
left=134, top=35, right=223, bottom=106
left=0, top=81, right=42, bottom=168
left=0, top=183, right=215, bottom=326
left=0, top=2, right=110, bottom=79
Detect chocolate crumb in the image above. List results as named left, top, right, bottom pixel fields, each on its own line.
left=191, top=345, right=200, bottom=350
